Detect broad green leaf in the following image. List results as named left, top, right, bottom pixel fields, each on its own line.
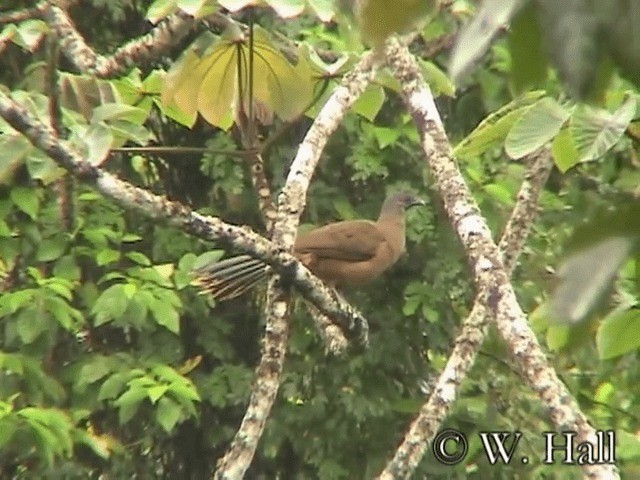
left=36, top=235, right=68, bottom=262
left=505, top=97, right=570, bottom=159
left=156, top=397, right=182, bottom=432
left=570, top=97, right=636, bottom=162
left=552, top=236, right=634, bottom=324
left=147, top=385, right=169, bottom=404
left=507, top=3, right=547, bottom=93
left=537, top=0, right=600, bottom=98
left=593, top=0, right=640, bottom=91
left=453, top=91, right=546, bottom=159
left=14, top=20, right=48, bottom=52
left=96, top=248, right=121, bottom=266
left=597, top=308, right=640, bottom=359
left=125, top=251, right=151, bottom=266
left=59, top=73, right=119, bottom=121
left=26, top=151, right=65, bottom=185
left=147, top=297, right=180, bottom=333
left=483, top=183, right=513, bottom=206
left=92, top=284, right=131, bottom=326
left=17, top=308, right=48, bottom=344
left=98, top=372, right=131, bottom=401
left=163, top=27, right=311, bottom=128
left=114, top=388, right=148, bottom=424
left=76, top=122, right=114, bottom=167
left=352, top=84, right=385, bottom=122
left=449, top=0, right=526, bottom=84
left=92, top=103, right=147, bottom=124
left=77, top=356, right=113, bottom=389
left=419, top=60, right=455, bottom=98
left=10, top=186, right=39, bottom=219
left=356, top=0, right=435, bottom=47
left=551, top=127, right=579, bottom=172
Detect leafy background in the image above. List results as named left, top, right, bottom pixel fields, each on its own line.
left=1, top=0, right=640, bottom=478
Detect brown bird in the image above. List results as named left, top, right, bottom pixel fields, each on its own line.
left=193, top=192, right=425, bottom=300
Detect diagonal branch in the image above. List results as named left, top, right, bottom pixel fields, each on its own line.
left=379, top=147, right=553, bottom=478
left=0, top=90, right=368, bottom=345
left=213, top=48, right=380, bottom=480
left=40, top=2, right=197, bottom=78
left=381, top=38, right=619, bottom=480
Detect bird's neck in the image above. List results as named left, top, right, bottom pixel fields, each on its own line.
left=376, top=212, right=407, bottom=257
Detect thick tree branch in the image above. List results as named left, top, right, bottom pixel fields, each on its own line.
left=379, top=148, right=553, bottom=478
left=0, top=91, right=369, bottom=345
left=213, top=48, right=379, bottom=480
left=41, top=2, right=196, bottom=78
left=381, top=38, right=618, bottom=480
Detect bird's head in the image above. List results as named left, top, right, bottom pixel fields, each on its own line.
left=379, top=191, right=425, bottom=219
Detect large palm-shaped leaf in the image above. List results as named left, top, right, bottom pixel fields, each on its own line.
left=162, top=26, right=312, bottom=129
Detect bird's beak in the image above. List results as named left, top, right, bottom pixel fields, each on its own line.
left=407, top=197, right=426, bottom=209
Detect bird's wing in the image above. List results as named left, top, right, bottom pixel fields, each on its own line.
left=294, top=220, right=387, bottom=261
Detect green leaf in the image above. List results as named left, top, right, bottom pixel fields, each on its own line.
left=36, top=235, right=68, bottom=262
left=156, top=396, right=182, bottom=432
left=92, top=103, right=148, bottom=124
left=552, top=236, right=634, bottom=324
left=570, top=97, right=636, bottom=163
left=537, top=0, right=600, bottom=98
left=10, top=186, right=39, bottom=219
left=453, top=91, right=546, bottom=160
left=356, top=0, right=435, bottom=47
left=96, top=248, right=121, bottom=266
left=114, top=388, right=148, bottom=424
left=82, top=122, right=114, bottom=167
left=125, top=251, right=151, bottom=266
left=449, top=0, right=526, bottom=84
left=352, top=84, right=385, bottom=122
left=551, top=128, right=579, bottom=172
left=507, top=3, right=547, bottom=93
left=147, top=385, right=169, bottom=404
left=77, top=355, right=113, bottom=389
left=17, top=309, right=48, bottom=344
left=505, top=97, right=570, bottom=159
left=483, top=183, right=514, bottom=206
left=147, top=296, right=180, bottom=333
left=92, top=284, right=131, bottom=326
left=98, top=372, right=132, bottom=401
left=597, top=309, right=640, bottom=359
left=419, top=60, right=455, bottom=98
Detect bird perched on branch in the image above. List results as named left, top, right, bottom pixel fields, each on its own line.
left=193, top=192, right=425, bottom=300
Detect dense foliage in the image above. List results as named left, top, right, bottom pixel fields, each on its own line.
left=1, top=0, right=640, bottom=478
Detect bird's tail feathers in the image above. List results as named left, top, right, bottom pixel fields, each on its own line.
left=192, top=255, right=269, bottom=300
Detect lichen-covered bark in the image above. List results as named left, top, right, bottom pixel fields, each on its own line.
left=0, top=91, right=369, bottom=345
left=213, top=49, right=380, bottom=480
left=380, top=38, right=619, bottom=480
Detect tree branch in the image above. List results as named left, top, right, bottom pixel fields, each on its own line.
left=0, top=90, right=369, bottom=346
left=381, top=38, right=619, bottom=480
left=213, top=48, right=380, bottom=480
left=40, top=2, right=196, bottom=78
